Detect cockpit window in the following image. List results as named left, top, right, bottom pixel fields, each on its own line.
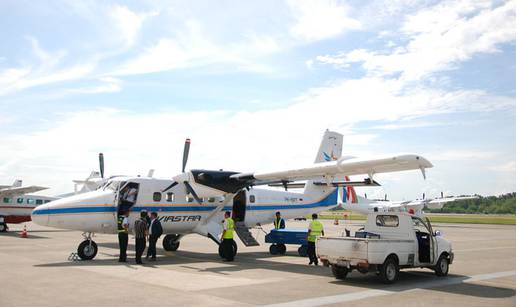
left=104, top=180, right=126, bottom=191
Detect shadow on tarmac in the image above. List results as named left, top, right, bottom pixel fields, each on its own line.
left=329, top=270, right=516, bottom=299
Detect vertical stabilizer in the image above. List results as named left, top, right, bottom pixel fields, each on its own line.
left=12, top=179, right=22, bottom=187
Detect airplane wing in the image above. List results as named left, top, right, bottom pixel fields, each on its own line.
left=426, top=195, right=479, bottom=209
left=233, top=154, right=432, bottom=183
left=0, top=186, right=48, bottom=198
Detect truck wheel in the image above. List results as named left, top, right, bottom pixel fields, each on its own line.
left=269, top=244, right=279, bottom=255
left=162, top=235, right=180, bottom=251
left=379, top=257, right=399, bottom=284
left=278, top=244, right=286, bottom=255
left=0, top=223, right=7, bottom=232
left=298, top=245, right=308, bottom=257
left=435, top=254, right=449, bottom=277
left=331, top=265, right=349, bottom=280
left=77, top=240, right=98, bottom=260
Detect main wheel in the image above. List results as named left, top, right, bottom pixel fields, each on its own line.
left=218, top=240, right=238, bottom=259
left=77, top=240, right=98, bottom=260
left=379, top=257, right=399, bottom=284
left=435, top=254, right=449, bottom=277
left=162, top=234, right=180, bottom=251
left=269, top=244, right=279, bottom=255
left=331, top=265, right=349, bottom=280
left=298, top=245, right=308, bottom=257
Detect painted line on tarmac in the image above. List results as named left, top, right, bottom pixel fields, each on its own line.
left=263, top=270, right=516, bottom=307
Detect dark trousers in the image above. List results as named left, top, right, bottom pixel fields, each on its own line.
left=221, top=238, right=235, bottom=261
left=135, top=237, right=146, bottom=264
left=147, top=235, right=159, bottom=259
left=118, top=233, right=128, bottom=262
left=307, top=241, right=318, bottom=264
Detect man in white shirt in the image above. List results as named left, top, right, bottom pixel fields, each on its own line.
left=146, top=212, right=163, bottom=261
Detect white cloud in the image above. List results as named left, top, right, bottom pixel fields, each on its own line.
left=287, top=0, right=361, bottom=42
left=316, top=1, right=516, bottom=80
left=489, top=161, right=516, bottom=172
left=108, top=5, right=158, bottom=47
left=431, top=150, right=499, bottom=162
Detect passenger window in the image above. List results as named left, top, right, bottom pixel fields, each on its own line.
left=27, top=199, right=35, bottom=205
left=166, top=192, right=174, bottom=202
left=17, top=198, right=24, bottom=204
left=44, top=200, right=51, bottom=203
left=3, top=197, right=12, bottom=203
left=186, top=196, right=194, bottom=203
left=208, top=197, right=215, bottom=203
left=376, top=215, right=399, bottom=227
left=249, top=195, right=256, bottom=203
left=36, top=199, right=44, bottom=205
left=153, top=192, right=162, bottom=202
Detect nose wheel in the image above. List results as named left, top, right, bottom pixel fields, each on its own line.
left=162, top=234, right=182, bottom=251
left=77, top=232, right=98, bottom=260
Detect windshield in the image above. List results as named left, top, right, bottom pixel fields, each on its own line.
left=104, top=180, right=126, bottom=191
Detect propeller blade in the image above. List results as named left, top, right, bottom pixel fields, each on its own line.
left=99, top=153, right=105, bottom=179
left=182, top=138, right=191, bottom=173
left=162, top=181, right=178, bottom=193
left=184, top=181, right=202, bottom=205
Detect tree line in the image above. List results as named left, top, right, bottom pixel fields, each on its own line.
left=427, top=192, right=516, bottom=214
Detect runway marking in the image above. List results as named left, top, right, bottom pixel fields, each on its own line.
left=263, top=270, right=516, bottom=307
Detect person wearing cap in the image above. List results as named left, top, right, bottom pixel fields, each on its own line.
left=220, top=211, right=235, bottom=262
left=307, top=213, right=324, bottom=265
left=273, top=211, right=285, bottom=230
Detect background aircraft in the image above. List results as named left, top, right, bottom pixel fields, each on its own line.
left=31, top=130, right=433, bottom=260
left=0, top=180, right=57, bottom=232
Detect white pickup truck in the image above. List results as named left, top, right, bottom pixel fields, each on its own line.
left=317, top=212, right=453, bottom=284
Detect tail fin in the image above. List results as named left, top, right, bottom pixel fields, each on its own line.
left=304, top=130, right=342, bottom=197
left=314, top=129, right=343, bottom=163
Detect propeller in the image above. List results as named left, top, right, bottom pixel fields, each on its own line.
left=99, top=153, right=105, bottom=179
left=162, top=138, right=203, bottom=206
left=423, top=192, right=425, bottom=200
left=182, top=138, right=190, bottom=173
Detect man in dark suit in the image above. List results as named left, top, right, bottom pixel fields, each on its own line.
left=146, top=212, right=163, bottom=261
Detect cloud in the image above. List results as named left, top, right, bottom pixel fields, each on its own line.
left=108, top=5, right=158, bottom=47
left=431, top=150, right=499, bottom=162
left=489, top=161, right=516, bottom=172
left=287, top=0, right=361, bottom=42
left=315, top=1, right=516, bottom=80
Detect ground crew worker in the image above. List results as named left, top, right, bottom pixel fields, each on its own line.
left=117, top=210, right=130, bottom=262
left=221, top=211, right=235, bottom=262
left=273, top=211, right=285, bottom=229
left=134, top=211, right=148, bottom=264
left=307, top=213, right=324, bottom=265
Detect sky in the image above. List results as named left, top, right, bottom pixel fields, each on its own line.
left=0, top=0, right=515, bottom=200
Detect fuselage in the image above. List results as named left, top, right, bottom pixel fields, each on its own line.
left=31, top=176, right=338, bottom=235
left=0, top=194, right=57, bottom=223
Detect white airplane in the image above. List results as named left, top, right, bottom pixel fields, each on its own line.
left=340, top=191, right=479, bottom=216
left=0, top=180, right=58, bottom=232
left=31, top=130, right=433, bottom=260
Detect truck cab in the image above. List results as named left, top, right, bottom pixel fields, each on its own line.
left=317, top=212, right=454, bottom=283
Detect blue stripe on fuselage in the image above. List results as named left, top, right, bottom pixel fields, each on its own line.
left=33, top=189, right=338, bottom=215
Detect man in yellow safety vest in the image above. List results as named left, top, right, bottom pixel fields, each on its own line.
left=273, top=211, right=285, bottom=230
left=221, top=211, right=235, bottom=262
left=307, top=213, right=324, bottom=265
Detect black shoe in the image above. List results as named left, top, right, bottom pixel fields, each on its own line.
left=308, top=261, right=313, bottom=265
left=314, top=262, right=319, bottom=266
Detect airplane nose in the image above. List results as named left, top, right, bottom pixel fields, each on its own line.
left=31, top=204, right=49, bottom=226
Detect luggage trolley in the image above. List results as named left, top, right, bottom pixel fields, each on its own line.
left=265, top=228, right=308, bottom=257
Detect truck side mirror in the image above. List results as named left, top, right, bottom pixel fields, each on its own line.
left=434, top=230, right=442, bottom=237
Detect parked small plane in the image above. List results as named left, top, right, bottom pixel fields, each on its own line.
left=32, top=130, right=433, bottom=260
left=0, top=180, right=57, bottom=232
left=340, top=191, right=479, bottom=216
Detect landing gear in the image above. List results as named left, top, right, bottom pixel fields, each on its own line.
left=218, top=240, right=238, bottom=259
left=77, top=232, right=98, bottom=260
left=297, top=245, right=308, bottom=257
left=163, top=234, right=181, bottom=251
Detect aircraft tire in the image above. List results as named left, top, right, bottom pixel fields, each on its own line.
left=331, top=265, right=349, bottom=280
left=162, top=234, right=181, bottom=251
left=77, top=240, right=98, bottom=260
left=218, top=240, right=238, bottom=259
left=0, top=222, right=7, bottom=232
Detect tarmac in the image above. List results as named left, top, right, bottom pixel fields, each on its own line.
left=1, top=219, right=515, bottom=307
